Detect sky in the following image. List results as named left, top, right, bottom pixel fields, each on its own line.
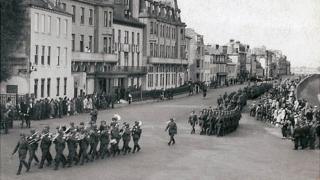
left=178, top=0, right=320, bottom=68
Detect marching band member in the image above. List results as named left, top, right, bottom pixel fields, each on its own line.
left=39, top=126, right=53, bottom=169
left=79, top=128, right=91, bottom=165
left=53, top=129, right=66, bottom=170
left=88, top=124, right=99, bottom=160
left=121, top=123, right=132, bottom=155
left=99, top=121, right=110, bottom=159
left=132, top=121, right=142, bottom=153
left=66, top=129, right=79, bottom=167
left=12, top=133, right=30, bottom=175
left=110, top=123, right=121, bottom=156
left=27, top=129, right=40, bottom=168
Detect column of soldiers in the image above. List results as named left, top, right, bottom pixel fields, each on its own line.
left=250, top=78, right=320, bottom=150
left=188, top=83, right=274, bottom=137
left=12, top=114, right=142, bottom=175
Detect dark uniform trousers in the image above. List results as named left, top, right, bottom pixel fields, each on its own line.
left=67, top=140, right=78, bottom=166
left=132, top=138, right=141, bottom=153
left=79, top=139, right=90, bottom=165
left=99, top=134, right=109, bottom=159
left=54, top=138, right=66, bottom=170
left=28, top=145, right=39, bottom=167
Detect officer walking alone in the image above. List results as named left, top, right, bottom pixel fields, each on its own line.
left=12, top=133, right=30, bottom=175
left=165, top=118, right=177, bottom=146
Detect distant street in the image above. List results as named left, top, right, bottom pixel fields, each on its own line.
left=1, top=85, right=319, bottom=180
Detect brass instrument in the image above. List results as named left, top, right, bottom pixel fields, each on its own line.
left=27, top=131, right=40, bottom=145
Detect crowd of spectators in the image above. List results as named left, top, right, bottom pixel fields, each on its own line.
left=250, top=77, right=320, bottom=150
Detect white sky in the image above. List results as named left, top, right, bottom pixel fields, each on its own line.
left=179, top=0, right=320, bottom=67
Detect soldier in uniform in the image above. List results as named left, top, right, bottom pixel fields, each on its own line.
left=132, top=121, right=142, bottom=153
left=39, top=126, right=53, bottom=169
left=99, top=121, right=110, bottom=159
left=216, top=115, right=224, bottom=137
left=110, top=123, right=121, bottom=156
left=12, top=133, right=30, bottom=175
left=165, top=118, right=177, bottom=146
left=121, top=123, right=132, bottom=155
left=293, top=123, right=302, bottom=150
left=66, top=130, right=79, bottom=167
left=88, top=125, right=99, bottom=160
left=79, top=129, right=90, bottom=165
left=90, top=108, right=98, bottom=124
left=188, top=111, right=198, bottom=134
left=53, top=129, right=66, bottom=170
left=27, top=130, right=40, bottom=167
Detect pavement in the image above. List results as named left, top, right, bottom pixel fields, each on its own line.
left=1, top=84, right=319, bottom=180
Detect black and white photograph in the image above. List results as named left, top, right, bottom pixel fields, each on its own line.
left=0, top=0, right=319, bottom=180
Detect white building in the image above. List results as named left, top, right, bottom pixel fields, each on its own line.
left=0, top=0, right=74, bottom=99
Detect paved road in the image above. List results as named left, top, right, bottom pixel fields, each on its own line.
left=1, top=85, right=319, bottom=180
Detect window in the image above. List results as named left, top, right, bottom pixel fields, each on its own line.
left=64, top=78, right=67, bottom=95
left=124, top=31, right=129, bottom=44
left=47, top=46, right=51, bottom=65
left=108, top=11, right=112, bottom=27
left=34, top=13, right=39, bottom=32
left=118, top=30, right=121, bottom=43
left=57, top=47, right=60, bottom=65
left=89, top=9, right=93, bottom=25
left=196, top=59, right=200, bottom=68
left=124, top=52, right=129, bottom=66
left=132, top=52, right=134, bottom=66
left=108, top=37, right=112, bottom=53
left=34, top=79, right=38, bottom=98
left=132, top=32, right=135, bottom=45
left=41, top=46, right=45, bottom=65
left=150, top=43, right=153, bottom=57
left=148, top=74, right=153, bottom=88
left=62, top=3, right=66, bottom=11
left=72, top=5, right=76, bottom=23
left=103, top=37, right=107, bottom=53
left=41, top=79, right=45, bottom=98
left=104, top=11, right=108, bottom=27
left=72, top=34, right=75, bottom=51
left=56, top=17, right=60, bottom=36
left=47, top=16, right=51, bottom=33
left=35, top=45, right=39, bottom=65
left=47, top=78, right=51, bottom=97
left=137, top=52, right=140, bottom=66
left=80, top=35, right=84, bottom=52
left=63, top=19, right=67, bottom=35
left=81, top=7, right=84, bottom=24
left=89, top=36, right=93, bottom=52
left=137, top=33, right=140, bottom=46
left=118, top=51, right=121, bottom=65
left=155, top=74, right=158, bottom=86
left=150, top=22, right=153, bottom=34
left=41, top=14, right=45, bottom=33
left=64, top=48, right=67, bottom=66
left=56, top=78, right=60, bottom=96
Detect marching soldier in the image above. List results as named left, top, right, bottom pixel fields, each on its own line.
left=12, top=133, right=30, bottom=175
left=79, top=129, right=90, bottom=165
left=165, top=118, right=177, bottom=146
left=122, top=123, right=132, bottom=155
left=53, top=129, right=66, bottom=170
left=132, top=121, right=142, bottom=153
left=188, top=110, right=198, bottom=134
left=110, top=124, right=121, bottom=156
left=66, top=130, right=79, bottom=167
left=89, top=125, right=99, bottom=160
left=293, top=123, right=302, bottom=150
left=27, top=129, right=40, bottom=167
left=39, top=126, right=53, bottom=169
left=99, top=121, right=110, bottom=159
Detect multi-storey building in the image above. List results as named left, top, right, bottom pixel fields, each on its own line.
left=205, top=45, right=228, bottom=86
left=133, top=0, right=188, bottom=90
left=62, top=0, right=118, bottom=96
left=225, top=39, right=249, bottom=80
left=185, top=28, right=206, bottom=83
left=112, top=0, right=147, bottom=93
left=0, top=0, right=74, bottom=99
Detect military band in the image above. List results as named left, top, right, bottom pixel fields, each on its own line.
left=11, top=114, right=143, bottom=175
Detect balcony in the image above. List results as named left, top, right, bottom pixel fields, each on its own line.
left=92, top=66, right=148, bottom=77
left=148, top=57, right=188, bottom=65
left=72, top=52, right=117, bottom=63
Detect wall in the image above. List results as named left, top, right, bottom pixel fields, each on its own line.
left=296, top=74, right=320, bottom=106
